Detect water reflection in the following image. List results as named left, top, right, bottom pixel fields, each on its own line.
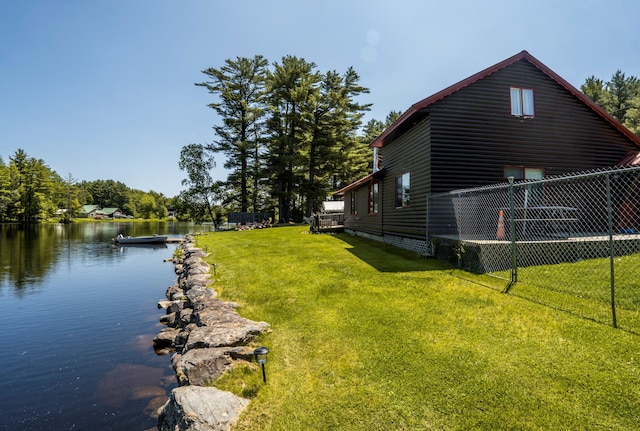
left=0, top=222, right=211, bottom=295
left=94, top=363, right=167, bottom=409
left=0, top=222, right=205, bottom=431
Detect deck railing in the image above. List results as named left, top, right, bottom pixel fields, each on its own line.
left=310, top=213, right=344, bottom=232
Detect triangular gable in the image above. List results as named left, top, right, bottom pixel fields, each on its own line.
left=371, top=50, right=640, bottom=149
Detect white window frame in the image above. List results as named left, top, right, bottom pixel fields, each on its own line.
left=504, top=166, right=544, bottom=180
left=368, top=181, right=379, bottom=214
left=395, top=172, right=410, bottom=208
left=510, top=87, right=535, bottom=118
left=350, top=190, right=357, bottom=215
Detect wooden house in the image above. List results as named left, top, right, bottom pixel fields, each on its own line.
left=336, top=50, right=640, bottom=255
left=80, top=205, right=101, bottom=218
left=97, top=207, right=124, bottom=219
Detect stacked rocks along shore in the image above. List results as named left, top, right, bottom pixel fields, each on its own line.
left=153, top=234, right=270, bottom=431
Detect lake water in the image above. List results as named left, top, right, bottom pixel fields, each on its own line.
left=0, top=222, right=212, bottom=431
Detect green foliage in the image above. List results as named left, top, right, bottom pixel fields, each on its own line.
left=582, top=70, right=640, bottom=136
left=197, top=55, right=269, bottom=213
left=78, top=179, right=169, bottom=219
left=0, top=149, right=58, bottom=222
left=178, top=143, right=223, bottom=226
left=195, top=55, right=373, bottom=223
left=196, top=226, right=640, bottom=430
left=0, top=149, right=171, bottom=223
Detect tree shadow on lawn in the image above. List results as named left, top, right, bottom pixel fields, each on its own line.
left=334, top=233, right=449, bottom=273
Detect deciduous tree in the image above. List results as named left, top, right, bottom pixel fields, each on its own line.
left=178, top=143, right=222, bottom=225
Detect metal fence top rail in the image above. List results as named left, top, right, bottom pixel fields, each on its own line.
left=432, top=165, right=640, bottom=198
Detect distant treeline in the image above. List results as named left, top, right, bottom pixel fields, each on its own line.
left=0, top=148, right=176, bottom=223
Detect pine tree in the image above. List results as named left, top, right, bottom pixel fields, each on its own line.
left=265, top=56, right=321, bottom=222
left=582, top=71, right=640, bottom=136
left=196, top=55, right=269, bottom=213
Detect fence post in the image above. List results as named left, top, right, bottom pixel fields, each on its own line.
left=605, top=173, right=618, bottom=328
left=508, top=177, right=517, bottom=285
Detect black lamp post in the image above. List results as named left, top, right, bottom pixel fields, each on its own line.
left=253, top=346, right=269, bottom=383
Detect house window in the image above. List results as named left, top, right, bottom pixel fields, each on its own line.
left=350, top=190, right=357, bottom=214
left=510, top=87, right=535, bottom=117
left=395, top=172, right=410, bottom=208
left=504, top=166, right=544, bottom=206
left=504, top=166, right=544, bottom=180
left=368, top=181, right=379, bottom=214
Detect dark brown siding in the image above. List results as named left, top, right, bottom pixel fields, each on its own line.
left=342, top=182, right=382, bottom=235
left=427, top=59, right=638, bottom=193
left=380, top=117, right=432, bottom=239
left=346, top=57, right=639, bottom=244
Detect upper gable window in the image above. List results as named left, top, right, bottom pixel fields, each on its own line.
left=510, top=87, right=535, bottom=118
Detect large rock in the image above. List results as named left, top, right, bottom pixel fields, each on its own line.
left=171, top=346, right=250, bottom=386
left=153, top=327, right=180, bottom=354
left=182, top=276, right=214, bottom=292
left=184, top=255, right=210, bottom=268
left=158, top=386, right=249, bottom=431
left=185, top=286, right=217, bottom=307
left=185, top=321, right=267, bottom=351
left=191, top=298, right=240, bottom=326
left=166, top=284, right=185, bottom=301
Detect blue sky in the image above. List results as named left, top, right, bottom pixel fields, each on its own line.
left=1, top=0, right=639, bottom=197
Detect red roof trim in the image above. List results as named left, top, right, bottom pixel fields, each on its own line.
left=371, top=50, right=640, bottom=148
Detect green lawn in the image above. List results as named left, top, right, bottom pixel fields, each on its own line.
left=196, top=226, right=640, bottom=430
left=494, top=254, right=640, bottom=330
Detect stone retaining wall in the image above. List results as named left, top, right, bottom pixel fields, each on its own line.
left=153, top=235, right=270, bottom=431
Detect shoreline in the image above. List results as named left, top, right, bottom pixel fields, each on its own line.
left=152, top=234, right=270, bottom=431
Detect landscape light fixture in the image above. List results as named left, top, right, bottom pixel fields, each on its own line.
left=253, top=346, right=269, bottom=383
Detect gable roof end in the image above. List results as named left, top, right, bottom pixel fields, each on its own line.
left=370, top=50, right=640, bottom=149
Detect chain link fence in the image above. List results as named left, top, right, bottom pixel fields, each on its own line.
left=429, top=166, right=640, bottom=331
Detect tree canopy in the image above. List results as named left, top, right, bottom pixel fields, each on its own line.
left=582, top=70, right=640, bottom=136
left=0, top=149, right=171, bottom=223
left=192, top=55, right=373, bottom=223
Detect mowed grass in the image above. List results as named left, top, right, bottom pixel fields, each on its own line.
left=196, top=226, right=640, bottom=430
left=493, top=254, right=640, bottom=329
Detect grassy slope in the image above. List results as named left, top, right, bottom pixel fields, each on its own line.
left=196, top=226, right=640, bottom=430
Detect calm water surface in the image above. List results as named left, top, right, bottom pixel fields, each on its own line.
left=0, top=222, right=212, bottom=431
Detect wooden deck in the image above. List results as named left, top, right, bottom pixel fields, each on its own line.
left=310, top=213, right=344, bottom=233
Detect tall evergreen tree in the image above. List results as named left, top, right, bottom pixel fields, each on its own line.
left=196, top=55, right=269, bottom=213
left=581, top=76, right=607, bottom=108
left=266, top=56, right=321, bottom=222
left=8, top=149, right=56, bottom=222
left=0, top=157, right=14, bottom=222
left=307, top=67, right=371, bottom=213
left=582, top=71, right=640, bottom=136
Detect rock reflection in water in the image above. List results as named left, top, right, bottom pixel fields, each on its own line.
left=125, top=333, right=156, bottom=353
left=95, top=363, right=169, bottom=415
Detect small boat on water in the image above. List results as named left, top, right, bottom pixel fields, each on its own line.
left=114, top=234, right=168, bottom=244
